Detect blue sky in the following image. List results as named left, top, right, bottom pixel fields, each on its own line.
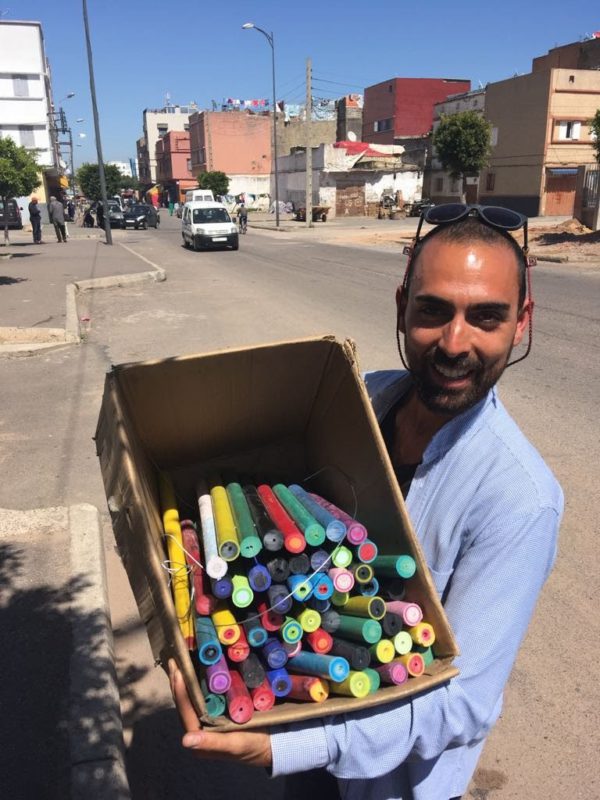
left=6, top=1, right=600, bottom=165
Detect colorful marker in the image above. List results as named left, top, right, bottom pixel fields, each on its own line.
left=310, top=573, right=335, bottom=601
left=282, top=639, right=302, bottom=658
left=306, top=627, right=333, bottom=654
left=372, top=555, right=416, bottom=579
left=200, top=677, right=227, bottom=718
left=381, top=612, right=403, bottom=638
left=242, top=484, right=285, bottom=552
left=331, top=545, right=353, bottom=568
left=248, top=563, right=271, bottom=593
left=331, top=590, right=350, bottom=607
left=336, top=614, right=382, bottom=644
left=408, top=622, right=436, bottom=647
left=231, top=575, right=254, bottom=608
left=211, top=603, right=241, bottom=645
left=320, top=609, right=341, bottom=634
left=195, top=616, right=223, bottom=666
left=329, top=670, right=371, bottom=698
left=307, top=596, right=331, bottom=613
left=273, top=484, right=326, bottom=546
left=287, top=574, right=313, bottom=602
left=181, top=520, right=216, bottom=616
left=196, top=487, right=228, bottom=579
left=227, top=627, right=251, bottom=662
left=266, top=667, right=292, bottom=698
left=288, top=484, right=346, bottom=542
left=310, top=549, right=331, bottom=572
left=210, top=575, right=233, bottom=600
left=369, top=639, right=395, bottom=664
left=242, top=613, right=269, bottom=648
left=386, top=600, right=423, bottom=627
left=268, top=584, right=293, bottom=614
left=262, top=637, right=289, bottom=669
left=257, top=601, right=284, bottom=632
left=342, top=596, right=386, bottom=620
left=250, top=677, right=276, bottom=711
left=413, top=644, right=435, bottom=666
left=296, top=607, right=322, bottom=633
left=328, top=567, right=355, bottom=593
left=265, top=556, right=290, bottom=583
left=210, top=486, right=240, bottom=562
left=363, top=667, right=381, bottom=693
left=227, top=482, right=263, bottom=558
left=330, top=637, right=371, bottom=670
left=286, top=651, right=350, bottom=682
left=206, top=655, right=232, bottom=694
left=393, top=631, right=413, bottom=655
left=257, top=485, right=306, bottom=554
left=356, top=538, right=378, bottom=564
left=226, top=670, right=254, bottom=723
left=289, top=553, right=310, bottom=575
left=350, top=563, right=374, bottom=584
left=287, top=674, right=330, bottom=703
left=309, top=493, right=368, bottom=545
left=281, top=616, right=303, bottom=644
left=376, top=661, right=409, bottom=686
left=358, top=578, right=380, bottom=597
left=395, top=653, right=425, bottom=678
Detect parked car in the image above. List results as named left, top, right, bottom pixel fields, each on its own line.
left=181, top=201, right=238, bottom=251
left=107, top=200, right=124, bottom=228
left=122, top=204, right=160, bottom=229
left=405, top=198, right=435, bottom=217
left=0, top=198, right=23, bottom=229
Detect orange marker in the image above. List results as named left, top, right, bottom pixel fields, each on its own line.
left=408, top=622, right=436, bottom=647
left=288, top=674, right=329, bottom=703
left=396, top=652, right=425, bottom=677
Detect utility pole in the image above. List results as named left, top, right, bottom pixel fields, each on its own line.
left=305, top=57, right=313, bottom=228
left=82, top=0, right=112, bottom=245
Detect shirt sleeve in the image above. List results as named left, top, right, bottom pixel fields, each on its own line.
left=271, top=506, right=560, bottom=779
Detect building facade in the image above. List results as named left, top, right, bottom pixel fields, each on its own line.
left=336, top=95, right=363, bottom=142
left=155, top=131, right=196, bottom=205
left=362, top=77, right=471, bottom=145
left=138, top=103, right=199, bottom=189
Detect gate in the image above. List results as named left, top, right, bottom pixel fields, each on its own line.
left=544, top=171, right=577, bottom=216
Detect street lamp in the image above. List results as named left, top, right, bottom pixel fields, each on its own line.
left=242, top=21, right=280, bottom=228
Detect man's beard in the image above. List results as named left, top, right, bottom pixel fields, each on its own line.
left=407, top=346, right=511, bottom=415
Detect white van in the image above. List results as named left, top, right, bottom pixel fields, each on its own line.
left=181, top=201, right=239, bottom=251
left=184, top=188, right=215, bottom=204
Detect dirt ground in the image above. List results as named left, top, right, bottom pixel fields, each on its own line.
left=333, top=218, right=600, bottom=261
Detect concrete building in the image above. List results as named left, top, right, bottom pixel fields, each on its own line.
left=155, top=131, right=196, bottom=205
left=138, top=102, right=199, bottom=189
left=277, top=116, right=337, bottom=157
left=336, top=95, right=363, bottom=142
left=108, top=160, right=132, bottom=178
left=0, top=19, right=62, bottom=216
left=424, top=88, right=487, bottom=204
left=362, top=77, right=471, bottom=145
left=188, top=110, right=272, bottom=198
left=532, top=32, right=600, bottom=71
left=278, top=141, right=422, bottom=218
left=479, top=66, right=600, bottom=216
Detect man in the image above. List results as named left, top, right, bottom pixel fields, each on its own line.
left=48, top=196, right=67, bottom=243
left=237, top=203, right=248, bottom=232
left=28, top=196, right=43, bottom=244
left=169, top=206, right=563, bottom=800
left=96, top=201, right=105, bottom=231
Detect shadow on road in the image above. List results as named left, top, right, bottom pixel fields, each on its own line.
left=0, top=275, right=29, bottom=284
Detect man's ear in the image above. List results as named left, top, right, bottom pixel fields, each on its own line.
left=396, top=285, right=407, bottom=334
left=513, top=298, right=533, bottom=346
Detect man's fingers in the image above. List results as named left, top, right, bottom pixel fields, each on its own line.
left=182, top=729, right=273, bottom=767
left=168, top=659, right=201, bottom=732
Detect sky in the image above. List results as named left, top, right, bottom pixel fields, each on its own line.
left=5, top=0, right=600, bottom=166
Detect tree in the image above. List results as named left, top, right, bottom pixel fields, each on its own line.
left=591, top=109, right=600, bottom=164
left=76, top=162, right=124, bottom=200
left=0, top=137, right=40, bottom=244
left=433, top=111, right=492, bottom=202
left=197, top=171, right=230, bottom=198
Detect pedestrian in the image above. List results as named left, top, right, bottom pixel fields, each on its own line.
left=96, top=201, right=105, bottom=230
left=168, top=204, right=563, bottom=800
left=48, top=195, right=67, bottom=243
left=28, top=196, right=43, bottom=244
left=168, top=199, right=174, bottom=216
left=67, top=199, right=75, bottom=221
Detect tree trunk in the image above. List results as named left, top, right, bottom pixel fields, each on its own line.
left=2, top=195, right=9, bottom=245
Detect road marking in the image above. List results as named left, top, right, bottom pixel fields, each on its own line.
left=117, top=243, right=166, bottom=281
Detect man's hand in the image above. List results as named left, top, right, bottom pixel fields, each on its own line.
left=168, top=659, right=273, bottom=767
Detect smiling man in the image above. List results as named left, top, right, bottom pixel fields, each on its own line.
left=169, top=206, right=563, bottom=800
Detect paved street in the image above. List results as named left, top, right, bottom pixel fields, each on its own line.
left=1, top=212, right=599, bottom=799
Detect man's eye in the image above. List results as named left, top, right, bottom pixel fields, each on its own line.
left=470, top=312, right=503, bottom=328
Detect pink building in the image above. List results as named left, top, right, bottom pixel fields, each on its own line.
left=155, top=131, right=196, bottom=205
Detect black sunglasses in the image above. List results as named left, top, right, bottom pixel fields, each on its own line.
left=415, top=203, right=529, bottom=251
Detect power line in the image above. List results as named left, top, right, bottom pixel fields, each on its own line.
left=312, top=75, right=365, bottom=90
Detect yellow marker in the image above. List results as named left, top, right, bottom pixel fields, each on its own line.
left=288, top=675, right=330, bottom=703
left=296, top=607, right=322, bottom=633
left=329, top=670, right=371, bottom=698
left=393, top=630, right=413, bottom=655
left=158, top=473, right=195, bottom=649
left=369, top=639, right=395, bottom=663
left=331, top=590, right=349, bottom=607
left=407, top=622, right=436, bottom=647
left=210, top=485, right=240, bottom=561
left=343, top=595, right=386, bottom=620
left=211, top=602, right=241, bottom=645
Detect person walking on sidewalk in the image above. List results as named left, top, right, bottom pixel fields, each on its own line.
left=28, top=196, right=43, bottom=244
left=48, top=196, right=67, bottom=243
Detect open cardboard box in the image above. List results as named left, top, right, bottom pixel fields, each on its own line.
left=95, top=336, right=459, bottom=731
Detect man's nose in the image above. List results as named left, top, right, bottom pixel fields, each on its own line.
left=440, top=317, right=470, bottom=357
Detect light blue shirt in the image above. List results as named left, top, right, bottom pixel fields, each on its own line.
left=271, top=370, right=563, bottom=800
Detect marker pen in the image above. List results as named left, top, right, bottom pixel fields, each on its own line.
left=320, top=609, right=341, bottom=634
left=381, top=611, right=403, bottom=638
left=408, top=622, right=436, bottom=647
left=265, top=556, right=290, bottom=584
left=329, top=670, right=371, bottom=698
left=356, top=538, right=378, bottom=564
left=231, top=575, right=254, bottom=609
left=357, top=577, right=380, bottom=597
left=369, top=639, right=395, bottom=664
left=226, top=482, right=262, bottom=557
left=226, top=670, right=254, bottom=724
left=242, top=613, right=269, bottom=648
left=289, top=553, right=310, bottom=575
left=393, top=630, right=413, bottom=655
left=330, top=637, right=371, bottom=670
left=413, top=644, right=435, bottom=666
left=287, top=674, right=330, bottom=703
left=257, top=600, right=284, bottom=632
left=362, top=667, right=381, bottom=694
left=306, top=627, right=333, bottom=654
left=197, top=489, right=228, bottom=579
left=328, top=567, right=355, bottom=593
left=273, top=484, right=326, bottom=546
left=336, top=614, right=382, bottom=644
left=296, top=607, right=321, bottom=633
left=350, top=563, right=374, bottom=584
left=308, top=493, right=368, bottom=545
left=211, top=603, right=241, bottom=646
left=376, top=661, right=409, bottom=685
left=281, top=616, right=303, bottom=644
left=250, top=677, right=276, bottom=712
left=287, top=574, right=313, bottom=602
left=210, top=486, right=240, bottom=562
left=266, top=667, right=292, bottom=698
left=286, top=651, right=350, bottom=682
left=310, top=549, right=331, bottom=572
left=206, top=655, right=232, bottom=694
left=181, top=521, right=216, bottom=616
left=395, top=652, right=425, bottom=677
left=372, top=554, right=416, bottom=579
left=386, top=600, right=423, bottom=627
left=262, top=637, right=289, bottom=669
left=331, top=590, right=349, bottom=607
left=248, top=563, right=271, bottom=593
left=200, top=678, right=227, bottom=718
left=195, top=616, right=223, bottom=666
left=342, top=596, right=386, bottom=620
left=257, top=485, right=306, bottom=554
left=210, top=575, right=233, bottom=600
left=307, top=596, right=331, bottom=613
left=281, top=639, right=302, bottom=658
left=268, top=584, right=293, bottom=615
left=288, top=484, right=346, bottom=542
left=242, top=483, right=285, bottom=552
left=331, top=545, right=353, bottom=569
left=227, top=627, right=250, bottom=663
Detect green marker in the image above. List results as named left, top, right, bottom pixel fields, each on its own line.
left=337, top=614, right=382, bottom=644
left=273, top=484, right=326, bottom=546
left=231, top=575, right=254, bottom=608
left=281, top=616, right=303, bottom=643
left=331, top=545, right=353, bottom=568
left=372, top=555, right=416, bottom=579
left=413, top=644, right=435, bottom=666
left=200, top=678, right=226, bottom=718
left=227, top=482, right=263, bottom=557
left=363, top=667, right=381, bottom=693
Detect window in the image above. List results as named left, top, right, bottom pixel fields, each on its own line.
left=20, top=126, right=35, bottom=147
left=157, top=124, right=168, bottom=137
left=486, top=173, right=496, bottom=191
left=13, top=75, right=29, bottom=97
left=450, top=179, right=460, bottom=193
left=491, top=127, right=498, bottom=146
left=558, top=121, right=581, bottom=140
left=435, top=177, right=444, bottom=192
left=569, top=75, right=575, bottom=83
left=186, top=158, right=192, bottom=172
left=184, top=123, right=190, bottom=131
left=374, top=118, right=392, bottom=132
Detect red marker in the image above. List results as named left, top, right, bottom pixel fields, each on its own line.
left=306, top=627, right=333, bottom=654
left=257, top=485, right=306, bottom=554
left=396, top=652, right=425, bottom=677
left=257, top=601, right=284, bottom=632
left=251, top=677, right=276, bottom=712
left=181, top=521, right=216, bottom=616
left=227, top=627, right=251, bottom=662
left=226, top=670, right=254, bottom=724
left=287, top=674, right=329, bottom=703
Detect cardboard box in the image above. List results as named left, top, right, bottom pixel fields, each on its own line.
left=95, top=335, right=459, bottom=731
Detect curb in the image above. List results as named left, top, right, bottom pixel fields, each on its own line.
left=69, top=503, right=130, bottom=800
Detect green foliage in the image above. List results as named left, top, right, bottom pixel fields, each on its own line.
left=120, top=174, right=139, bottom=191
left=591, top=109, right=600, bottom=164
left=197, top=170, right=230, bottom=198
left=0, top=137, right=40, bottom=243
left=433, top=111, right=492, bottom=179
left=76, top=162, right=125, bottom=199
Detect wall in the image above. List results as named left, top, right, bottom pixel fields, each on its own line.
left=142, top=107, right=192, bottom=183
left=532, top=37, right=600, bottom=71
left=277, top=117, right=336, bottom=156
left=189, top=111, right=272, bottom=177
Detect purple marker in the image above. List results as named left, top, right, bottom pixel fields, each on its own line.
left=310, top=549, right=331, bottom=572
left=288, top=484, right=346, bottom=542
left=309, top=492, right=368, bottom=545
left=268, top=584, right=293, bottom=614
left=248, top=563, right=272, bottom=593
left=376, top=661, right=409, bottom=685
left=211, top=575, right=233, bottom=600
left=206, top=655, right=232, bottom=694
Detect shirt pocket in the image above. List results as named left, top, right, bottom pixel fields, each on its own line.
left=426, top=563, right=454, bottom=599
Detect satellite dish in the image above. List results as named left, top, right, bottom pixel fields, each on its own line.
left=347, top=131, right=357, bottom=141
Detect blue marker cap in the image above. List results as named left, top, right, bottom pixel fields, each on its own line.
left=358, top=577, right=380, bottom=597
left=266, top=667, right=292, bottom=697
left=310, top=549, right=331, bottom=572
left=310, top=572, right=334, bottom=600
left=248, top=563, right=272, bottom=593
left=268, top=584, right=293, bottom=614
left=287, top=574, right=313, bottom=602
left=262, top=637, right=288, bottom=669
left=211, top=575, right=233, bottom=599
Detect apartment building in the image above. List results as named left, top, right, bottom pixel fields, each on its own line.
left=137, top=102, right=199, bottom=189
left=155, top=131, right=196, bottom=205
